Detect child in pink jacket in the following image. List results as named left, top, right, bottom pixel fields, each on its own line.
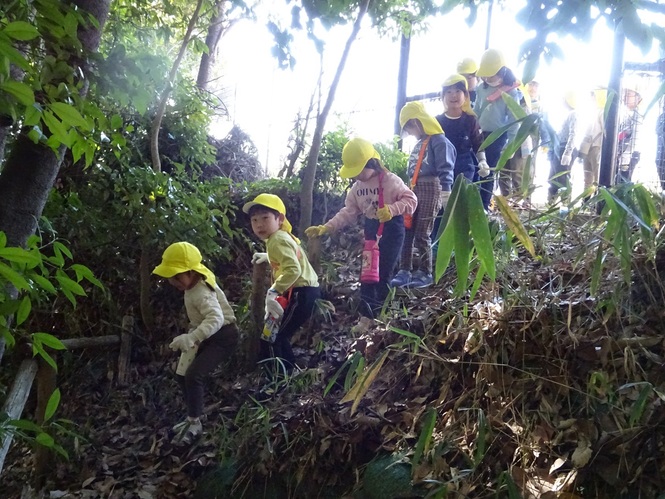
left=306, top=138, right=417, bottom=328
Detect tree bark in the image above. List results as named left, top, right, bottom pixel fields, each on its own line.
left=196, top=0, right=227, bottom=90
left=151, top=0, right=205, bottom=172
left=298, top=0, right=370, bottom=234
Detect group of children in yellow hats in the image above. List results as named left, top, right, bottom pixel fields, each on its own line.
left=152, top=97, right=466, bottom=444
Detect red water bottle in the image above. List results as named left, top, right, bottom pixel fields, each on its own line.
left=360, top=239, right=380, bottom=283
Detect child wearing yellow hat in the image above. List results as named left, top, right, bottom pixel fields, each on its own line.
left=305, top=138, right=417, bottom=329
left=243, top=193, right=320, bottom=373
left=152, top=242, right=239, bottom=445
left=436, top=74, right=486, bottom=183
left=391, top=101, right=456, bottom=289
left=475, top=48, right=526, bottom=209
left=547, top=90, right=579, bottom=203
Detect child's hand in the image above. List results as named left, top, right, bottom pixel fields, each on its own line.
left=376, top=206, right=392, bottom=223
left=169, top=334, right=196, bottom=352
left=305, top=225, right=329, bottom=238
left=478, top=160, right=491, bottom=178
left=252, top=252, right=269, bottom=264
left=265, top=289, right=285, bottom=319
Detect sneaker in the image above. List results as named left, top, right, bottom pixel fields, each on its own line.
left=407, top=270, right=433, bottom=289
left=171, top=418, right=202, bottom=445
left=390, top=269, right=411, bottom=287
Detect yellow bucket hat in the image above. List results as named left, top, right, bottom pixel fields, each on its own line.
left=477, top=48, right=506, bottom=78
left=152, top=242, right=216, bottom=287
left=340, top=138, right=381, bottom=179
left=442, top=74, right=475, bottom=116
left=457, top=57, right=478, bottom=75
left=242, top=193, right=294, bottom=235
left=399, top=101, right=444, bottom=135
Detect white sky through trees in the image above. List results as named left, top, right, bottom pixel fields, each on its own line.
left=212, top=2, right=664, bottom=187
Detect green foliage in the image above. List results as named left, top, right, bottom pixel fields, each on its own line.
left=375, top=138, right=408, bottom=182
left=301, top=125, right=350, bottom=196
left=0, top=233, right=103, bottom=356
left=434, top=175, right=496, bottom=298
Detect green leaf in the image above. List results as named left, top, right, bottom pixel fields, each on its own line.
left=2, top=21, right=40, bottom=41
left=49, top=102, right=91, bottom=130
left=44, top=388, right=61, bottom=422
left=0, top=262, right=30, bottom=290
left=111, top=114, right=123, bottom=129
left=467, top=185, right=495, bottom=279
left=16, top=296, right=31, bottom=326
left=590, top=243, right=604, bottom=297
left=412, top=408, right=437, bottom=470
left=33, top=332, right=65, bottom=350
left=35, top=432, right=55, bottom=448
left=32, top=342, right=58, bottom=371
left=31, top=273, right=57, bottom=294
left=70, top=264, right=103, bottom=289
left=55, top=273, right=86, bottom=297
left=42, top=110, right=72, bottom=147
left=0, top=80, right=35, bottom=106
left=434, top=176, right=464, bottom=280
left=0, top=246, right=41, bottom=267
left=389, top=327, right=422, bottom=342
left=8, top=419, right=42, bottom=433
left=452, top=182, right=471, bottom=295
left=53, top=241, right=73, bottom=260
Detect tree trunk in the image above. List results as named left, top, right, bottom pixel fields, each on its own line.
left=298, top=0, right=370, bottom=234
left=0, top=0, right=111, bottom=365
left=196, top=0, right=226, bottom=90
left=394, top=30, right=411, bottom=138
left=151, top=0, right=205, bottom=172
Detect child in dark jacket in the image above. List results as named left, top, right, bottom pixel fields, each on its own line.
left=391, top=101, right=456, bottom=289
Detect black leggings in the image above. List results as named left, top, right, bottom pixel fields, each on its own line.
left=260, top=286, right=320, bottom=368
left=176, top=323, right=238, bottom=418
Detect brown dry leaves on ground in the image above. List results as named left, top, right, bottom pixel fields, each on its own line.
left=4, top=211, right=665, bottom=498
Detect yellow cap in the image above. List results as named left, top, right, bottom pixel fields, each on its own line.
left=594, top=87, right=607, bottom=109
left=477, top=48, right=506, bottom=78
left=242, top=193, right=294, bottom=235
left=152, top=242, right=216, bottom=286
left=399, top=101, right=444, bottom=135
left=442, top=74, right=475, bottom=116
left=457, top=57, right=478, bottom=75
left=564, top=90, right=577, bottom=110
left=340, top=138, right=380, bottom=179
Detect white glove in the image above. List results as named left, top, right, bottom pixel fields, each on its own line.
left=265, top=289, right=284, bottom=319
left=478, top=160, right=490, bottom=178
left=169, top=334, right=196, bottom=352
left=440, top=190, right=451, bottom=209
left=561, top=152, right=572, bottom=166
left=252, top=252, right=269, bottom=264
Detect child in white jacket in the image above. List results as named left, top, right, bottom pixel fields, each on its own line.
left=153, top=242, right=238, bottom=445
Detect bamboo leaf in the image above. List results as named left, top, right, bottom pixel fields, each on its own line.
left=453, top=183, right=471, bottom=295
left=0, top=262, right=30, bottom=290
left=15, top=296, right=31, bottom=326
left=33, top=332, right=66, bottom=350
left=590, top=243, right=605, bottom=296
left=629, top=384, right=652, bottom=427
left=435, top=177, right=465, bottom=281
left=412, top=408, right=437, bottom=470
left=340, top=350, right=389, bottom=415
left=467, top=185, right=495, bottom=279
left=44, top=388, right=61, bottom=422
left=494, top=195, right=536, bottom=257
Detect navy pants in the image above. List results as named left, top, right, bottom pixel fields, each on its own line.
left=361, top=215, right=405, bottom=318
left=480, top=132, right=508, bottom=210
left=260, top=285, right=320, bottom=369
